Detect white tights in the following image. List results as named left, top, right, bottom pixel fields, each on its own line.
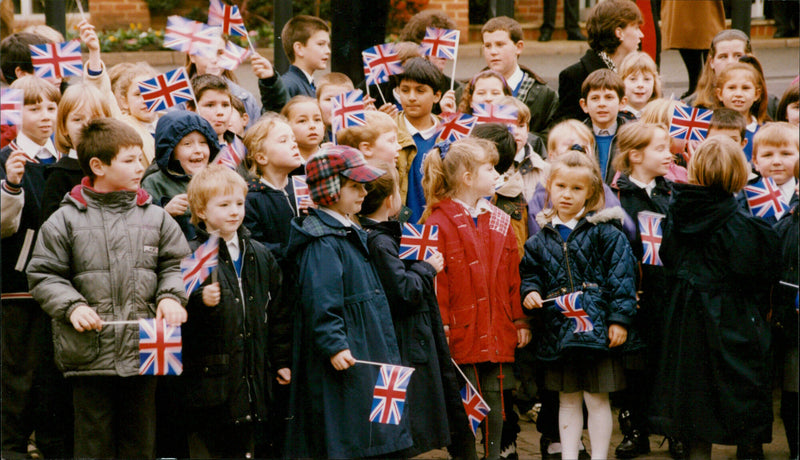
left=558, top=391, right=612, bottom=460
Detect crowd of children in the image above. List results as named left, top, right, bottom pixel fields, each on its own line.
left=1, top=1, right=798, bottom=459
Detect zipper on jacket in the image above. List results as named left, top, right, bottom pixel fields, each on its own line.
left=562, top=241, right=576, bottom=291
left=237, top=243, right=254, bottom=407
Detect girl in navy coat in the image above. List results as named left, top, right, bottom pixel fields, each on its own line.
left=520, top=151, right=639, bottom=460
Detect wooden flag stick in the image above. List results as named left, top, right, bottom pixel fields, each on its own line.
left=354, top=359, right=388, bottom=367
left=103, top=320, right=139, bottom=326
left=374, top=82, right=388, bottom=106
left=780, top=280, right=799, bottom=289
left=450, top=43, right=458, bottom=92
left=75, top=0, right=87, bottom=20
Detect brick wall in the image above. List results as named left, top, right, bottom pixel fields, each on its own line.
left=89, top=0, right=150, bottom=30
left=425, top=0, right=470, bottom=42
left=424, top=0, right=563, bottom=41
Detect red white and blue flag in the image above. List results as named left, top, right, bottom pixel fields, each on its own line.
left=436, top=112, right=477, bottom=143
left=180, top=233, right=219, bottom=295
left=138, top=318, right=182, bottom=376
left=212, top=136, right=246, bottom=169
left=29, top=40, right=83, bottom=80
left=472, top=102, right=519, bottom=126
left=369, top=364, right=415, bottom=425
left=362, top=44, right=403, bottom=85
left=460, top=381, right=490, bottom=436
left=744, top=176, right=790, bottom=220
left=1, top=88, right=23, bottom=126
left=554, top=291, right=593, bottom=333
left=363, top=63, right=378, bottom=86
left=292, top=175, right=312, bottom=214
left=669, top=104, right=712, bottom=142
left=164, top=16, right=221, bottom=59
left=637, top=211, right=664, bottom=266
left=421, top=27, right=460, bottom=60
left=399, top=223, right=439, bottom=260
left=218, top=41, right=252, bottom=71
left=138, top=67, right=195, bottom=112
left=208, top=0, right=247, bottom=37
left=331, top=89, right=367, bottom=134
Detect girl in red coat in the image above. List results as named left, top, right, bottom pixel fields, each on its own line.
left=421, top=137, right=532, bottom=459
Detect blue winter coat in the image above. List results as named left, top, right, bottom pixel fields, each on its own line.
left=283, top=209, right=412, bottom=458
left=520, top=207, right=640, bottom=361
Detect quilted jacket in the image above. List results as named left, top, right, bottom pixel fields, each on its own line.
left=520, top=207, right=640, bottom=361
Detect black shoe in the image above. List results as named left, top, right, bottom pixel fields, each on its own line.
left=774, top=29, right=800, bottom=38
left=736, top=443, right=765, bottom=460
left=667, top=438, right=686, bottom=459
left=615, top=430, right=650, bottom=458
left=538, top=29, right=553, bottom=42
left=567, top=31, right=587, bottom=41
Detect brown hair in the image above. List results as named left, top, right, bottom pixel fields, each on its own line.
left=777, top=82, right=799, bottom=123
left=458, top=69, right=512, bottom=114
left=243, top=112, right=291, bottom=176
left=360, top=162, right=399, bottom=216
left=399, top=10, right=456, bottom=44
left=77, top=118, right=143, bottom=179
left=581, top=69, right=625, bottom=100
left=481, top=16, right=524, bottom=44
left=56, top=83, right=113, bottom=154
left=612, top=122, right=669, bottom=175
left=187, top=163, right=248, bottom=225
left=687, top=136, right=749, bottom=193
left=336, top=111, right=396, bottom=148
left=543, top=150, right=605, bottom=221
left=714, top=62, right=768, bottom=123
left=619, top=51, right=662, bottom=101
left=188, top=74, right=231, bottom=109
left=280, top=95, right=320, bottom=120
left=693, top=29, right=751, bottom=106
left=752, top=122, right=800, bottom=162
left=586, top=0, right=643, bottom=54
left=9, top=74, right=60, bottom=106
left=495, top=95, right=531, bottom=126
left=709, top=107, right=747, bottom=140
left=281, top=15, right=329, bottom=63
left=314, top=72, right=354, bottom=100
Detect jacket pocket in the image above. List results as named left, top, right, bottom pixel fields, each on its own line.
left=407, top=319, right=434, bottom=364
left=53, top=320, right=100, bottom=368
left=185, top=354, right=231, bottom=408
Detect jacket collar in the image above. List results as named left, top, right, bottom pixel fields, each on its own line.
left=67, top=176, right=151, bottom=209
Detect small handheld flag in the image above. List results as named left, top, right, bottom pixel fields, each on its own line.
left=29, top=40, right=83, bottom=80
left=744, top=176, right=789, bottom=220
left=436, top=112, right=477, bottom=143
left=138, top=318, right=182, bottom=376
left=399, top=223, right=439, bottom=260
left=362, top=44, right=403, bottom=85
left=421, top=27, right=460, bottom=60
left=460, top=381, right=490, bottom=436
left=292, top=175, right=312, bottom=214
left=554, top=291, right=593, bottom=333
left=0, top=88, right=23, bottom=126
left=164, top=16, right=221, bottom=59
left=637, top=211, right=664, bottom=266
left=208, top=0, right=247, bottom=37
left=218, top=41, right=252, bottom=71
left=138, top=67, right=195, bottom=112
left=212, top=136, right=247, bottom=169
left=669, top=104, right=711, bottom=142
left=331, top=89, right=367, bottom=135
left=472, top=103, right=519, bottom=126
left=369, top=364, right=415, bottom=425
left=180, top=234, right=219, bottom=295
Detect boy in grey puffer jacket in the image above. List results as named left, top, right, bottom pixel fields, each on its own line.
left=27, top=119, right=190, bottom=459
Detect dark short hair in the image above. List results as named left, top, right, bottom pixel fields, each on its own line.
left=281, top=15, right=329, bottom=63
left=481, top=16, right=524, bottom=44
left=189, top=74, right=231, bottom=108
left=393, top=57, right=445, bottom=94
left=709, top=108, right=747, bottom=140
left=586, top=0, right=643, bottom=54
left=0, top=32, right=49, bottom=84
left=471, top=123, right=517, bottom=174
left=77, top=118, right=143, bottom=179
left=581, top=69, right=625, bottom=100
left=777, top=82, right=799, bottom=123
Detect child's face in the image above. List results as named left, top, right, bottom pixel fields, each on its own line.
left=396, top=80, right=440, bottom=122
left=190, top=37, right=225, bottom=77
left=22, top=98, right=57, bottom=145
left=615, top=23, right=644, bottom=56
left=65, top=104, right=98, bottom=150
left=633, top=129, right=672, bottom=180
left=124, top=75, right=158, bottom=124
left=287, top=101, right=324, bottom=154
left=195, top=89, right=233, bottom=136
left=95, top=145, right=145, bottom=192
left=258, top=121, right=303, bottom=173
left=367, top=130, right=401, bottom=166
left=580, top=89, right=623, bottom=130
left=549, top=167, right=591, bottom=222
left=623, top=71, right=655, bottom=110
left=715, top=70, right=760, bottom=117
left=328, top=178, right=367, bottom=216
left=296, top=30, right=331, bottom=71
left=707, top=127, right=744, bottom=145
left=753, top=142, right=799, bottom=186
left=482, top=30, right=522, bottom=78
left=786, top=101, right=800, bottom=126
left=174, top=131, right=210, bottom=176
left=471, top=161, right=500, bottom=198
left=513, top=120, right=529, bottom=153
left=227, top=109, right=248, bottom=137
left=197, top=189, right=245, bottom=242
left=471, top=76, right=506, bottom=106
left=709, top=39, right=747, bottom=75
left=317, top=84, right=353, bottom=127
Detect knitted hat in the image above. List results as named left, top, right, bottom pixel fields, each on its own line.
left=305, top=145, right=385, bottom=206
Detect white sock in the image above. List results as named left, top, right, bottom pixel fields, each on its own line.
left=558, top=391, right=584, bottom=460
left=583, top=391, right=612, bottom=460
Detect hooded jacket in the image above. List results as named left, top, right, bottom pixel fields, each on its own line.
left=26, top=180, right=189, bottom=377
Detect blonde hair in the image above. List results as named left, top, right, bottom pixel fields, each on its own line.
left=112, top=62, right=157, bottom=113
left=752, top=121, right=800, bottom=162
left=21, top=24, right=63, bottom=43
left=55, top=83, right=112, bottom=154
left=619, top=51, right=662, bottom=101
left=187, top=164, right=248, bottom=225
left=495, top=95, right=531, bottom=126
left=10, top=75, right=60, bottom=106
left=242, top=112, right=291, bottom=176
left=421, top=137, right=499, bottom=221
left=543, top=151, right=605, bottom=221
left=612, top=122, right=669, bottom=175
left=688, top=136, right=749, bottom=194
left=336, top=111, right=396, bottom=148
left=314, top=72, right=354, bottom=100
left=547, top=119, right=596, bottom=156
left=640, top=98, right=678, bottom=125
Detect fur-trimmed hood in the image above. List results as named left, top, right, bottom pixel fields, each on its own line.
left=535, top=206, right=628, bottom=229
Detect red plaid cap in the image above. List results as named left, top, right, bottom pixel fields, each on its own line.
left=305, top=145, right=385, bottom=206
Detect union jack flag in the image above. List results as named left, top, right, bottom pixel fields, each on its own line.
left=363, top=63, right=378, bottom=87
left=164, top=16, right=221, bottom=59
left=208, top=0, right=247, bottom=37
left=292, top=175, right=312, bottom=213
left=0, top=88, right=23, bottom=126
left=399, top=223, right=439, bottom=260
left=436, top=112, right=477, bottom=143
left=138, top=67, right=195, bottom=112
left=669, top=104, right=712, bottom=142
left=212, top=136, right=246, bottom=169
left=362, top=44, right=403, bottom=85
left=421, top=27, right=460, bottom=60
left=744, top=176, right=790, bottom=220
left=29, top=40, right=83, bottom=80
left=138, top=318, right=182, bottom=376
left=331, top=89, right=366, bottom=134
left=637, top=211, right=664, bottom=266
left=554, top=291, right=593, bottom=333
left=460, top=381, right=490, bottom=436
left=472, top=103, right=519, bottom=126
left=218, top=41, right=252, bottom=71
left=180, top=233, right=219, bottom=295
left=369, top=364, right=414, bottom=425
